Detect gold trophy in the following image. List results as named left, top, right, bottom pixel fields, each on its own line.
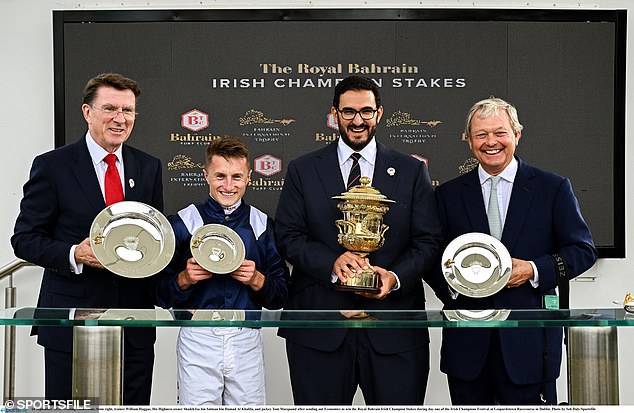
left=333, top=177, right=394, bottom=293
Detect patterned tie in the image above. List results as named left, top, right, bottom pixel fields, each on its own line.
left=487, top=176, right=502, bottom=240
left=104, top=154, right=124, bottom=206
left=346, top=153, right=362, bottom=189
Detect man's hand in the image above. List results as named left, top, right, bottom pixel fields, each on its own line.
left=177, top=258, right=213, bottom=290
left=74, top=237, right=104, bottom=269
left=356, top=266, right=396, bottom=300
left=507, top=258, right=534, bottom=288
left=230, top=259, right=265, bottom=291
left=333, top=251, right=370, bottom=284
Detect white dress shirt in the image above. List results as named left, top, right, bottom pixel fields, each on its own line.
left=337, top=137, right=376, bottom=184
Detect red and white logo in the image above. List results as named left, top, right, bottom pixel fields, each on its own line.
left=181, top=109, right=209, bottom=132
left=254, top=155, right=282, bottom=177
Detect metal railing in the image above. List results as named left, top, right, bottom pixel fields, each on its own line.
left=0, top=259, right=35, bottom=402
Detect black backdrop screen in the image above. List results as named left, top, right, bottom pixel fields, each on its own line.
left=53, top=9, right=627, bottom=257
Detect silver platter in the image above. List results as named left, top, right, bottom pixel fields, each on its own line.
left=190, top=224, right=245, bottom=274
left=444, top=309, right=511, bottom=322
left=90, top=201, right=175, bottom=278
left=441, top=232, right=512, bottom=298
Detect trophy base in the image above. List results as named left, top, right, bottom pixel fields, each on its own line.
left=335, top=268, right=380, bottom=294
left=334, top=284, right=380, bottom=294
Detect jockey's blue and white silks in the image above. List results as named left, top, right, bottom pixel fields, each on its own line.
left=156, top=195, right=289, bottom=312
left=155, top=195, right=289, bottom=406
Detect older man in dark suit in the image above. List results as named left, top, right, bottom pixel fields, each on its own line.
left=12, top=73, right=163, bottom=404
left=275, top=76, right=442, bottom=405
left=433, top=97, right=598, bottom=405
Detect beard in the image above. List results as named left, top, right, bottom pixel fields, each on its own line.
left=338, top=123, right=376, bottom=151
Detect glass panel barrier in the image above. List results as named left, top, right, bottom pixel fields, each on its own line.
left=0, top=307, right=626, bottom=404
left=0, top=307, right=630, bottom=328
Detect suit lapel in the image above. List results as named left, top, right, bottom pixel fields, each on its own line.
left=71, top=138, right=107, bottom=214
left=122, top=145, right=140, bottom=201
left=372, top=142, right=398, bottom=197
left=502, top=159, right=535, bottom=251
left=315, top=143, right=346, bottom=215
left=461, top=170, right=490, bottom=234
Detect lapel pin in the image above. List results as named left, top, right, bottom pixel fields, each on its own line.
left=387, top=167, right=396, bottom=176
left=129, top=179, right=135, bottom=188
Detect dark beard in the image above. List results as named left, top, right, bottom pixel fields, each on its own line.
left=338, top=124, right=376, bottom=151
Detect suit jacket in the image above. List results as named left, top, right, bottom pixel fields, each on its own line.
left=11, top=136, right=163, bottom=352
left=432, top=157, right=598, bottom=384
left=275, top=140, right=442, bottom=354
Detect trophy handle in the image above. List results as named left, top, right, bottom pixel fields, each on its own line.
left=379, top=224, right=389, bottom=238
left=376, top=224, right=390, bottom=248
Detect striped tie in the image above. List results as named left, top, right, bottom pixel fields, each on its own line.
left=346, top=153, right=362, bottom=189
left=487, top=176, right=502, bottom=239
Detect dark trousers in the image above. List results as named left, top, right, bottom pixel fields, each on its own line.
left=44, top=337, right=154, bottom=405
left=286, top=329, right=429, bottom=405
left=447, top=331, right=557, bottom=405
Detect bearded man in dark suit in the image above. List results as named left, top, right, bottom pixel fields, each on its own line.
left=275, top=75, right=443, bottom=405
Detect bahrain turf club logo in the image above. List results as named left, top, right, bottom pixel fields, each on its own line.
left=181, top=109, right=209, bottom=132
left=254, top=154, right=282, bottom=177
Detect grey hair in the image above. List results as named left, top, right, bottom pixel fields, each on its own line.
left=464, top=97, right=523, bottom=137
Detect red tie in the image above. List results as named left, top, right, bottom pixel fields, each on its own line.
left=104, top=154, right=124, bottom=206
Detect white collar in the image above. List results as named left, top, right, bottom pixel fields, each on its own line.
left=337, top=137, right=377, bottom=167
left=223, top=200, right=242, bottom=215
left=478, top=156, right=518, bottom=185
left=85, top=132, right=123, bottom=165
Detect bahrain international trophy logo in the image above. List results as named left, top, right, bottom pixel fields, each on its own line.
left=240, top=109, right=295, bottom=143
left=385, top=111, right=442, bottom=128
left=239, top=109, right=295, bottom=126
left=385, top=110, right=442, bottom=144
left=458, top=158, right=480, bottom=174
left=167, top=154, right=205, bottom=171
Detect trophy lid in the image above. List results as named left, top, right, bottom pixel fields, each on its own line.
left=332, top=177, right=395, bottom=203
